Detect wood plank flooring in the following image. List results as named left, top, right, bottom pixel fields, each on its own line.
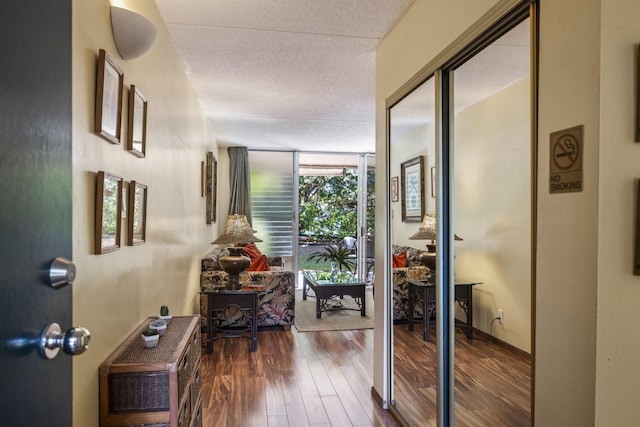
left=200, top=325, right=530, bottom=426
left=393, top=324, right=531, bottom=426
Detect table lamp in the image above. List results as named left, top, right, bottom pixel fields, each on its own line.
left=211, top=214, right=262, bottom=290
left=408, top=214, right=462, bottom=269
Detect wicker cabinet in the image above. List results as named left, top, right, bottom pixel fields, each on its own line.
left=99, top=316, right=202, bottom=427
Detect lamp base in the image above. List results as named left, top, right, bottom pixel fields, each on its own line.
left=218, top=246, right=250, bottom=290
left=419, top=251, right=436, bottom=270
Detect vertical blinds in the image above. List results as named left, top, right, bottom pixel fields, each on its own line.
left=248, top=151, right=294, bottom=256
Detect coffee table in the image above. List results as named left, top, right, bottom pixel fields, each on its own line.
left=302, top=270, right=366, bottom=319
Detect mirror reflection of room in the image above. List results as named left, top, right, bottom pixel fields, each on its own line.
left=389, top=18, right=532, bottom=426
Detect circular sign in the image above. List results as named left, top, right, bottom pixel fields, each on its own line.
left=552, top=133, right=580, bottom=171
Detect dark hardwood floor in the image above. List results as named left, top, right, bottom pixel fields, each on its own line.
left=393, top=324, right=531, bottom=427
left=201, top=325, right=531, bottom=426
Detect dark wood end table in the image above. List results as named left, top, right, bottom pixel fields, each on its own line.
left=202, top=290, right=259, bottom=353
left=407, top=278, right=481, bottom=341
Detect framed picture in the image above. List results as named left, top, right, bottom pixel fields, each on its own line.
left=95, top=49, right=124, bottom=144
left=431, top=167, right=436, bottom=197
left=127, top=85, right=147, bottom=157
left=391, top=176, right=399, bottom=202
left=401, top=156, right=425, bottom=222
left=128, top=181, right=147, bottom=245
left=201, top=161, right=206, bottom=198
left=206, top=151, right=217, bottom=224
left=95, top=171, right=123, bottom=254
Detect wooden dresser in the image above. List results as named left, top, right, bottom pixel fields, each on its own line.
left=99, top=316, right=202, bottom=427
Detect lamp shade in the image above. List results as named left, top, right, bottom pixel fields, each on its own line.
left=211, top=214, right=263, bottom=245
left=409, top=214, right=437, bottom=240
left=408, top=214, right=463, bottom=241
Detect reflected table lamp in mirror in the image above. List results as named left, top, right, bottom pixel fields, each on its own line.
left=408, top=214, right=462, bottom=270
left=211, top=214, right=262, bottom=290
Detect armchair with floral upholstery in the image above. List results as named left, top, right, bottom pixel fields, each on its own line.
left=200, top=244, right=295, bottom=332
left=392, top=244, right=431, bottom=321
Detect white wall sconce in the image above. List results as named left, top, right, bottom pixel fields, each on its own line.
left=110, top=6, right=157, bottom=60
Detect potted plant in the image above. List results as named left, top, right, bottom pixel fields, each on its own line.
left=149, top=319, right=167, bottom=336
left=159, top=305, right=172, bottom=325
left=141, top=328, right=159, bottom=348
left=308, top=245, right=355, bottom=273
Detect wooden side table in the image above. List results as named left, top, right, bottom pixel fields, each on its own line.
left=408, top=278, right=481, bottom=341
left=203, top=290, right=258, bottom=353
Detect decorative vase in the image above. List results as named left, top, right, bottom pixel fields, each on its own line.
left=218, top=246, right=251, bottom=290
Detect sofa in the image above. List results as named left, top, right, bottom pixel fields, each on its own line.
left=200, top=245, right=296, bottom=331
left=392, top=244, right=431, bottom=321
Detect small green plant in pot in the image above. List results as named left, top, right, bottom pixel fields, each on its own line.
left=159, top=305, right=172, bottom=325
left=149, top=319, right=167, bottom=336
left=308, top=245, right=355, bottom=273
left=141, top=328, right=159, bottom=348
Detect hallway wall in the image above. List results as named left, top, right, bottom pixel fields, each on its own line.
left=72, top=1, right=218, bottom=425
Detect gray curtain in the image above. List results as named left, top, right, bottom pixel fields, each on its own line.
left=228, top=146, right=252, bottom=224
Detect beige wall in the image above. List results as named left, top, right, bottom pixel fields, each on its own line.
left=596, top=0, right=640, bottom=424
left=536, top=0, right=600, bottom=425
left=72, top=1, right=218, bottom=425
left=454, top=77, right=531, bottom=352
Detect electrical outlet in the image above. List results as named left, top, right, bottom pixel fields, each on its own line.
left=497, top=309, right=504, bottom=325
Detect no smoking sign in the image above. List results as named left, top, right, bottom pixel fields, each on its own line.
left=549, top=125, right=583, bottom=193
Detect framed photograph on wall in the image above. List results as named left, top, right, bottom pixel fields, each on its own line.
left=401, top=156, right=425, bottom=222
left=431, top=167, right=436, bottom=198
left=127, top=85, right=147, bottom=157
left=128, top=181, right=147, bottom=245
left=391, top=176, right=399, bottom=202
left=95, top=171, right=123, bottom=254
left=95, top=49, right=124, bottom=144
left=206, top=151, right=217, bottom=224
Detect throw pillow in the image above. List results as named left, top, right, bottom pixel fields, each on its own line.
left=243, top=242, right=271, bottom=271
left=248, top=254, right=270, bottom=271
left=242, top=242, right=263, bottom=260
left=393, top=251, right=407, bottom=268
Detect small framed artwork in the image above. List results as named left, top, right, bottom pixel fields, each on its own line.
left=201, top=161, right=205, bottom=198
left=95, top=49, right=124, bottom=144
left=431, top=167, right=436, bottom=197
left=127, top=85, right=148, bottom=157
left=637, top=43, right=640, bottom=142
left=95, top=171, right=123, bottom=254
left=128, top=181, right=147, bottom=245
left=391, top=176, right=399, bottom=202
left=206, top=151, right=217, bottom=224
left=401, top=156, right=425, bottom=222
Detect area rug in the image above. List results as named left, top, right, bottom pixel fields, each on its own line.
left=294, top=287, right=374, bottom=332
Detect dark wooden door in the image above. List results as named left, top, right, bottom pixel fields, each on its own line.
left=0, top=1, right=74, bottom=425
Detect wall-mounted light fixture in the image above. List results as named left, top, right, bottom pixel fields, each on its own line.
left=110, top=6, right=157, bottom=60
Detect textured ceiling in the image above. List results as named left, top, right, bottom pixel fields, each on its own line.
left=154, top=2, right=529, bottom=154
left=154, top=0, right=416, bottom=153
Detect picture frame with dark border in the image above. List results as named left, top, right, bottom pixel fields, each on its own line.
left=95, top=49, right=124, bottom=144
left=128, top=180, right=147, bottom=246
left=401, top=155, right=425, bottom=222
left=95, top=171, right=123, bottom=254
left=206, top=151, right=217, bottom=224
left=127, top=85, right=147, bottom=157
left=431, top=166, right=436, bottom=198
left=391, top=176, right=399, bottom=202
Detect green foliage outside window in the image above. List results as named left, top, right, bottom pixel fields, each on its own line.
left=298, top=169, right=375, bottom=240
